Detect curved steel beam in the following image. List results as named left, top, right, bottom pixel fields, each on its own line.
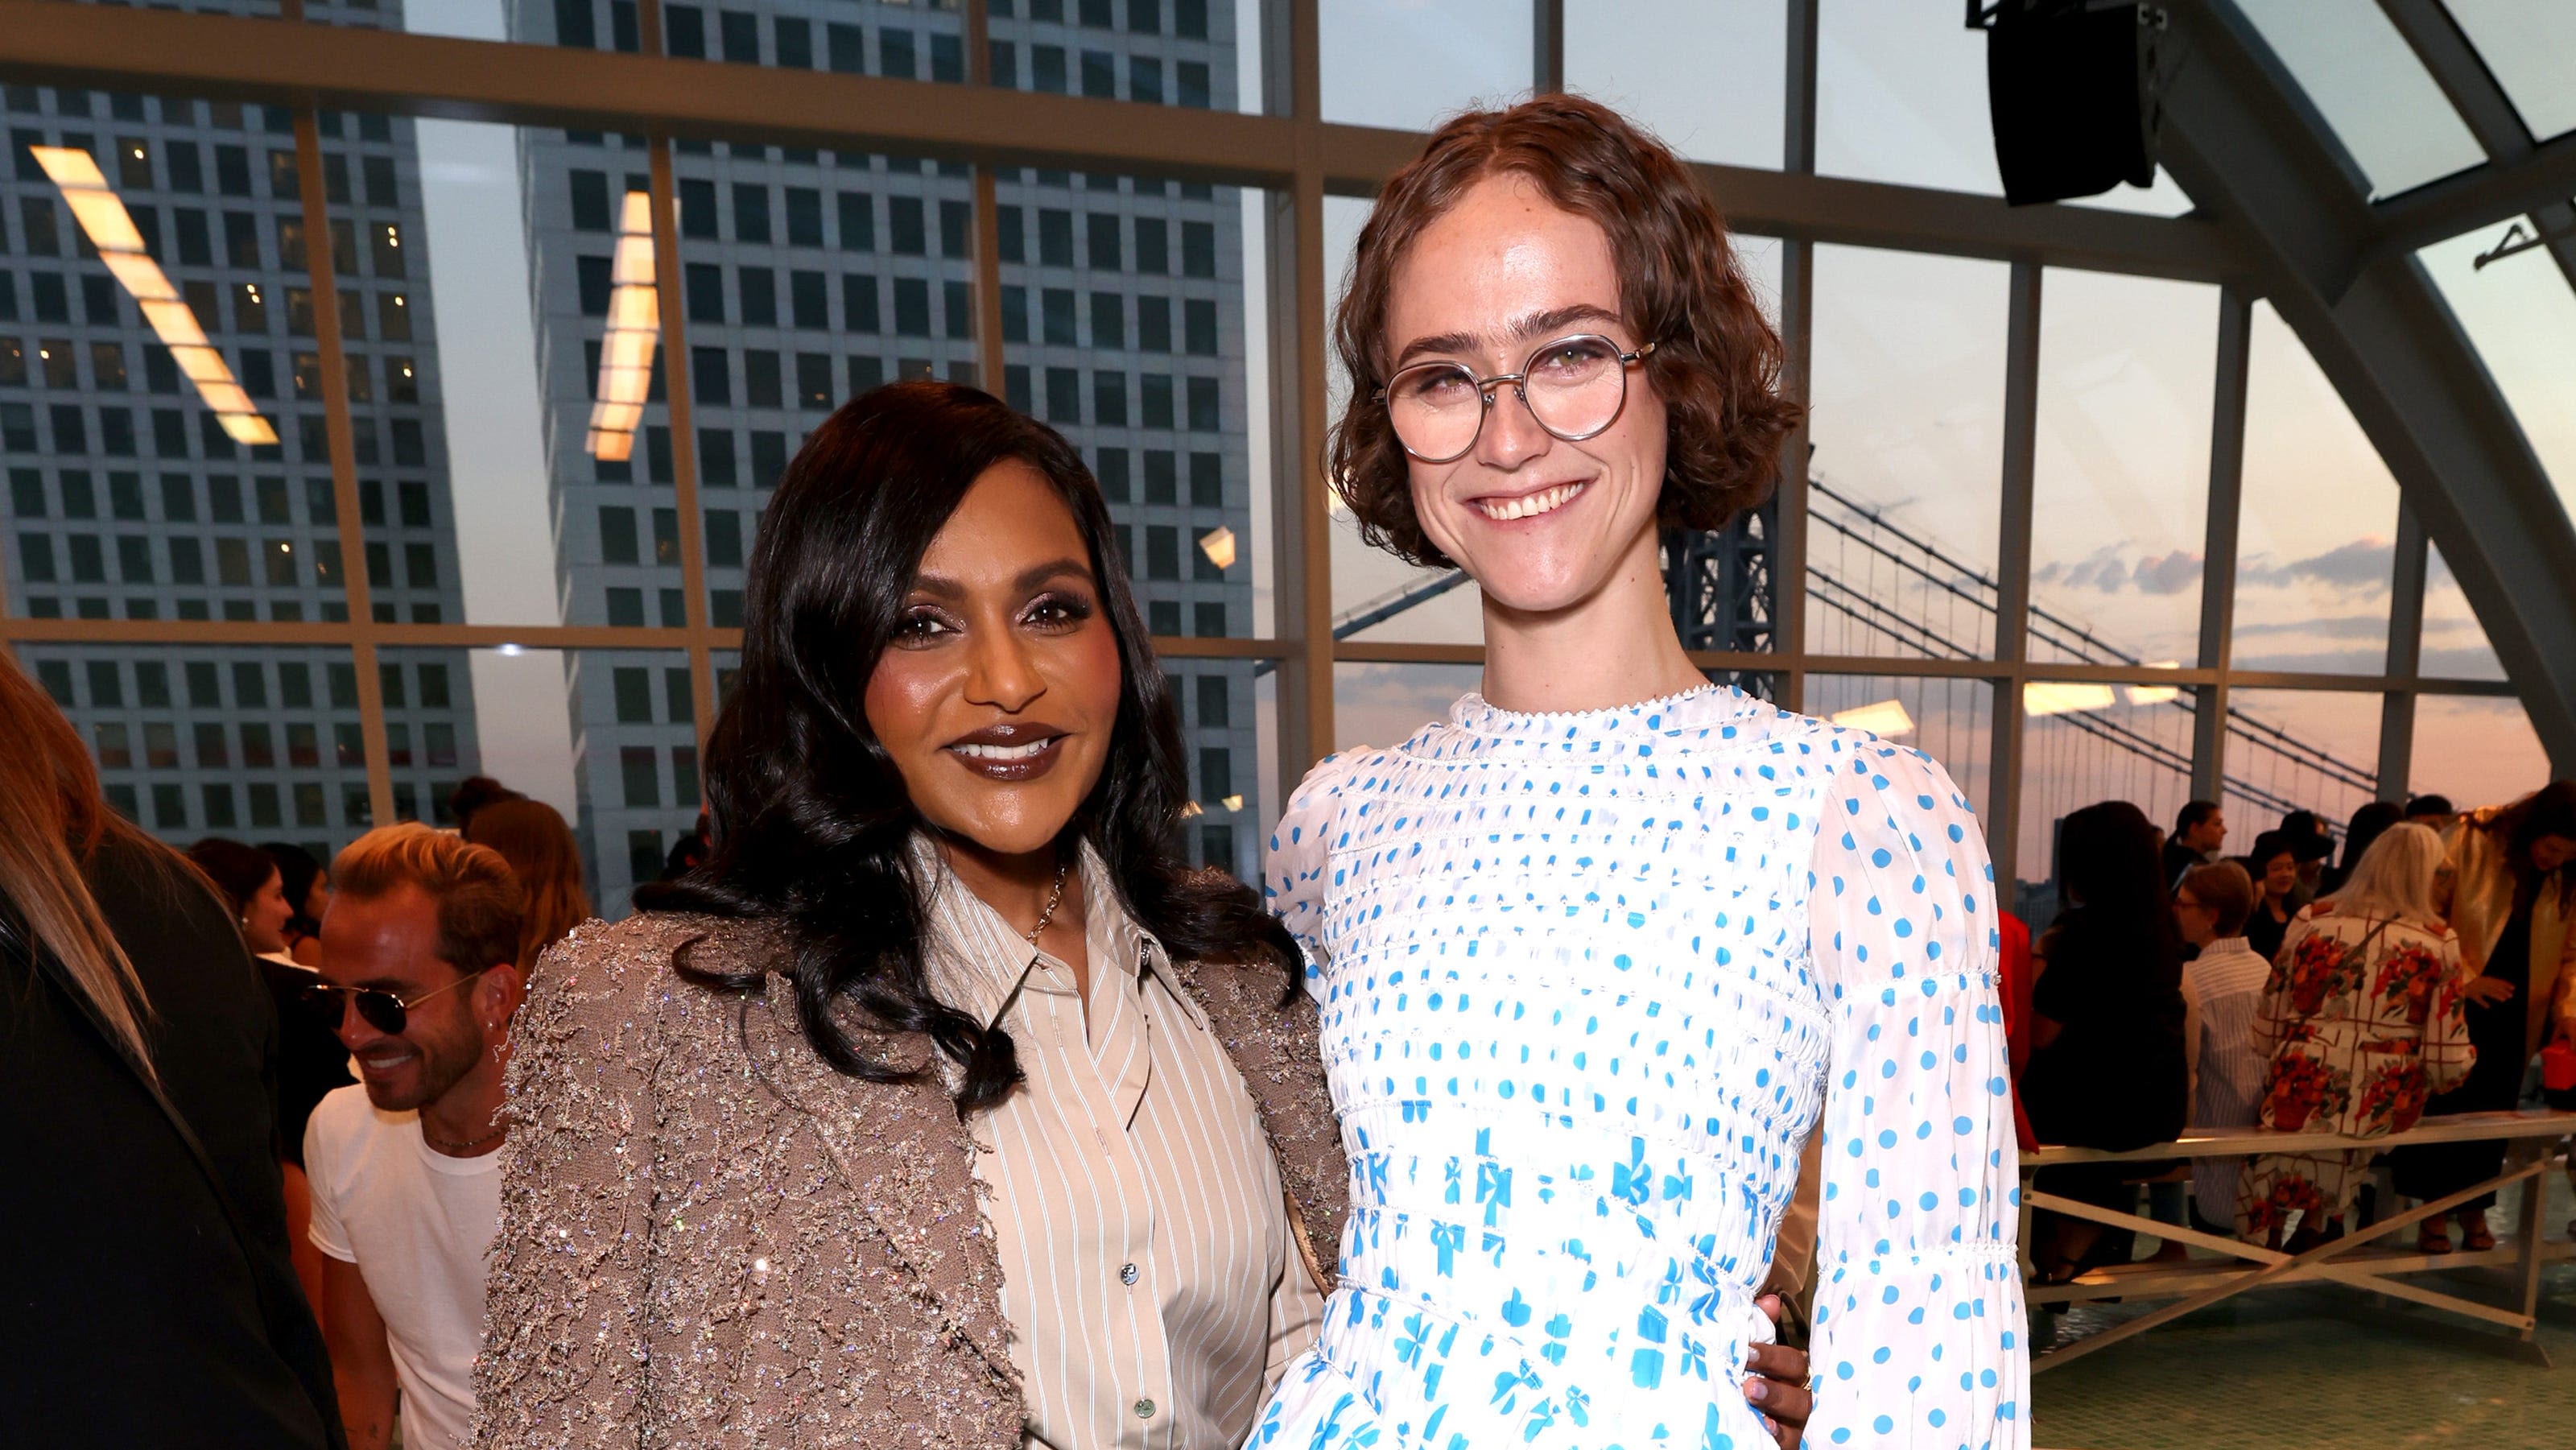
left=2157, top=0, right=2576, bottom=772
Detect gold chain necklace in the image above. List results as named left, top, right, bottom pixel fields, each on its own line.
left=422, top=1121, right=506, bottom=1155
left=1022, top=855, right=1071, bottom=946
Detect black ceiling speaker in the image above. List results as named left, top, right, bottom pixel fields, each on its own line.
left=1980, top=0, right=2161, bottom=206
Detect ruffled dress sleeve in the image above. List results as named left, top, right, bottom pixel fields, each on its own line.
left=1263, top=751, right=1362, bottom=996
left=1804, top=737, right=2030, bottom=1449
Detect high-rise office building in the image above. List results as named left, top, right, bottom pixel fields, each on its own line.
left=515, top=0, right=1258, bottom=913
left=1, top=14, right=479, bottom=861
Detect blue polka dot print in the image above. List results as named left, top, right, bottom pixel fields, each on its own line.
left=1253, top=684, right=2029, bottom=1450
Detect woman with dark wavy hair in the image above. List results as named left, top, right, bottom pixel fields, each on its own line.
left=2017, top=801, right=2188, bottom=1279
left=469, top=379, right=1331, bottom=1448
left=1259, top=94, right=2021, bottom=1450
left=472, top=383, right=1809, bottom=1449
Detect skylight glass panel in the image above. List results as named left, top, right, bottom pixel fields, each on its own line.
left=2238, top=0, right=2486, bottom=198
left=2444, top=0, right=2576, bottom=142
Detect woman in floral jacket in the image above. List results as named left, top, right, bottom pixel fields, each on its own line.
left=2238, top=823, right=2474, bottom=1249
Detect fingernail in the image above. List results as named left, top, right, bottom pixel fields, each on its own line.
left=1748, top=1379, right=1769, bottom=1402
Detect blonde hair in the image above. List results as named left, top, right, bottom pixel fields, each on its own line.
left=2325, top=820, right=2445, bottom=927
left=332, top=823, right=527, bottom=976
left=0, top=652, right=159, bottom=1077
left=462, top=798, right=592, bottom=971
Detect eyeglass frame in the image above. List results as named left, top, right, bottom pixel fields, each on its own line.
left=1373, top=334, right=1660, bottom=465
left=303, top=968, right=490, bottom=1036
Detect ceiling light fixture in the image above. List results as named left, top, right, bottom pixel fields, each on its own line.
left=34, top=145, right=275, bottom=444
left=587, top=191, right=660, bottom=462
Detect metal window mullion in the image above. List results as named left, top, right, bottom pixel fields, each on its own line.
left=966, top=1, right=1005, bottom=394
left=637, top=0, right=718, bottom=758
left=1265, top=0, right=1334, bottom=796
left=2191, top=285, right=2251, bottom=803
left=1987, top=261, right=2043, bottom=899
left=1771, top=0, right=1818, bottom=711
left=295, top=109, right=394, bottom=830
left=1532, top=0, right=1563, bottom=95
left=2377, top=500, right=2429, bottom=799
left=648, top=139, right=718, bottom=753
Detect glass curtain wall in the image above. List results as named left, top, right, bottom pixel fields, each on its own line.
left=1, top=0, right=2566, bottom=926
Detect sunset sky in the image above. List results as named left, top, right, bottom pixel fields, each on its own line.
left=399, top=0, right=2567, bottom=844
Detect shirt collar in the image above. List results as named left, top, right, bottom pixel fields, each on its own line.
left=914, top=834, right=1160, bottom=1029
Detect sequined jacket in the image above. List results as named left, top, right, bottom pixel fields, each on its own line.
left=470, top=912, right=1346, bottom=1449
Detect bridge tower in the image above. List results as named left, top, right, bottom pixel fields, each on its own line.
left=1664, top=497, right=1779, bottom=700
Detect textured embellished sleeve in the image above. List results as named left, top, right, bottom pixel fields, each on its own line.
left=473, top=921, right=667, bottom=1448
left=1805, top=738, right=2029, bottom=1449
left=1264, top=750, right=1361, bottom=994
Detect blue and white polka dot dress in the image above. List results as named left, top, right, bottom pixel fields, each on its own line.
left=1253, top=685, right=2029, bottom=1450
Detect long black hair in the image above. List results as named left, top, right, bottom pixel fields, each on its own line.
left=2492, top=780, right=2576, bottom=906
left=636, top=381, right=1297, bottom=1112
left=2052, top=799, right=2182, bottom=987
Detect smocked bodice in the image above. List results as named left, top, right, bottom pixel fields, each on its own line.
left=1253, top=686, right=2029, bottom=1450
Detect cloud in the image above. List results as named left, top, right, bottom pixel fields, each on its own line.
left=2238, top=536, right=2393, bottom=594
left=2230, top=613, right=2392, bottom=640
left=2033, top=546, right=2200, bottom=596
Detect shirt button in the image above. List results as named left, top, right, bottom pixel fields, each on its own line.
left=1119, top=1262, right=1140, bottom=1287
left=1133, top=1398, right=1155, bottom=1419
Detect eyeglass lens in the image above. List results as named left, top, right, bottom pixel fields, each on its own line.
left=1385, top=336, right=1632, bottom=462
left=304, top=982, right=407, bottom=1035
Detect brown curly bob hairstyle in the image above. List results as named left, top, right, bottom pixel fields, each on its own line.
left=1328, top=94, right=1800, bottom=569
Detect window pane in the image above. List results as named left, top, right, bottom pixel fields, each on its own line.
left=1334, top=660, right=1481, bottom=754
left=2421, top=539, right=2508, bottom=681
left=1806, top=247, right=2009, bottom=659
left=2232, top=302, right=2396, bottom=675
left=2235, top=0, right=2485, bottom=199
left=991, top=0, right=1252, bottom=114
left=1000, top=170, right=1269, bottom=641
left=582, top=0, right=969, bottom=83
left=559, top=648, right=700, bottom=916
left=2217, top=688, right=2383, bottom=845
left=673, top=139, right=976, bottom=626
left=1808, top=674, right=1993, bottom=824
left=0, top=90, right=377, bottom=626
left=380, top=646, right=562, bottom=835
left=2409, top=693, right=2549, bottom=811
left=1169, top=653, right=1266, bottom=880
left=1320, top=0, right=1531, bottom=132
left=1565, top=1, right=1783, bottom=169
left=1817, top=0, right=1997, bottom=196
left=2418, top=228, right=2576, bottom=531
left=2030, top=271, right=2219, bottom=670
left=2014, top=675, right=2197, bottom=916
left=2444, top=0, right=2576, bottom=143
left=14, top=642, right=385, bottom=851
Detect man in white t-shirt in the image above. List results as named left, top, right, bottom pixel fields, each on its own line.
left=301, top=824, right=526, bottom=1450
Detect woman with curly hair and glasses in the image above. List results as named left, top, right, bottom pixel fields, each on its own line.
left=473, top=381, right=1810, bottom=1450
left=1258, top=96, right=2026, bottom=1450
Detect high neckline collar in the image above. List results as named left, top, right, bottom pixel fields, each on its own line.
left=1450, top=680, right=1751, bottom=733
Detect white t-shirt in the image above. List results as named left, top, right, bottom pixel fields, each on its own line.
left=303, top=1085, right=502, bottom=1450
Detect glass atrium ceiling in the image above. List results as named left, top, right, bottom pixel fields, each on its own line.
left=2231, top=0, right=2576, bottom=526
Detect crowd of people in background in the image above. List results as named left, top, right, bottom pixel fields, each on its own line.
left=2, top=642, right=596, bottom=1448
left=2019, top=779, right=2576, bottom=1281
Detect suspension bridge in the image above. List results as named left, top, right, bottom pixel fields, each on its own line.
left=1325, top=473, right=2381, bottom=849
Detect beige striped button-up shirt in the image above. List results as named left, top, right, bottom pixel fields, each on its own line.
left=920, top=845, right=1328, bottom=1450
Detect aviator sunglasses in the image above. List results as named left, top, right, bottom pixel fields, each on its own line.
left=301, top=969, right=488, bottom=1035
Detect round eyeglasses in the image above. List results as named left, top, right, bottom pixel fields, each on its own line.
left=1376, top=334, right=1657, bottom=465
